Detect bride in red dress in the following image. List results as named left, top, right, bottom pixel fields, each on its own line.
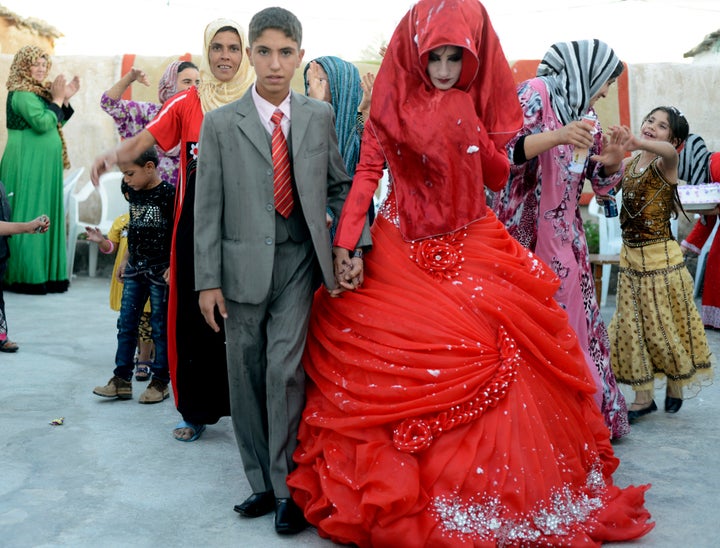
left=287, top=1, right=654, bottom=546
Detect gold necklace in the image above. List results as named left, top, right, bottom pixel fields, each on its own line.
left=629, top=154, right=657, bottom=177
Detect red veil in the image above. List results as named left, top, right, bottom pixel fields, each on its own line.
left=369, top=0, right=522, bottom=240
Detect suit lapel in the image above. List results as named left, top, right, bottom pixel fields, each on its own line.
left=236, top=93, right=273, bottom=165
left=289, top=92, right=310, bottom=163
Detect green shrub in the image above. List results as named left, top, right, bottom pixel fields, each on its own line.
left=584, top=220, right=599, bottom=254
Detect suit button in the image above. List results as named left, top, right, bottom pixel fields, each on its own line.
left=265, top=203, right=273, bottom=211
left=265, top=237, right=273, bottom=245
left=266, top=169, right=273, bottom=176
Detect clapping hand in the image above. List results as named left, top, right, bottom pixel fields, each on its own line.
left=50, top=74, right=66, bottom=104
left=358, top=72, right=375, bottom=120
left=64, top=75, right=80, bottom=102
left=306, top=61, right=329, bottom=102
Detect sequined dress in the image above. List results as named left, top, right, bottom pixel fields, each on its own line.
left=608, top=156, right=712, bottom=392
left=288, top=177, right=653, bottom=546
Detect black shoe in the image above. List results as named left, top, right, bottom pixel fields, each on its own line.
left=233, top=491, right=275, bottom=517
left=665, top=396, right=683, bottom=413
left=274, top=498, right=308, bottom=535
left=627, top=400, right=658, bottom=423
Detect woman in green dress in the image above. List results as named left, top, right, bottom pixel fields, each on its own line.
left=0, top=45, right=79, bottom=294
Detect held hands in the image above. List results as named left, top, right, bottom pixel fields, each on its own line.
left=330, top=247, right=364, bottom=297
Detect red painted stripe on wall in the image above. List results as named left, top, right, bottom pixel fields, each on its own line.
left=120, top=54, right=136, bottom=100
left=617, top=63, right=631, bottom=127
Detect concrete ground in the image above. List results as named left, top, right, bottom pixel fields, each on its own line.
left=1, top=269, right=718, bottom=548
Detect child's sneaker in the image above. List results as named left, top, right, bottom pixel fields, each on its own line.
left=93, top=376, right=132, bottom=399
left=139, top=378, right=169, bottom=404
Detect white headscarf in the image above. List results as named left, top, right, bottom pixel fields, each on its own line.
left=197, top=18, right=254, bottom=113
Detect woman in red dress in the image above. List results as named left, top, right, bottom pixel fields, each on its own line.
left=91, top=19, right=254, bottom=441
left=286, top=1, right=654, bottom=546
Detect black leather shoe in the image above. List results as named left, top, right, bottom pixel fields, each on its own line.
left=665, top=396, right=683, bottom=413
left=274, top=498, right=308, bottom=535
left=627, top=400, right=657, bottom=423
left=233, top=491, right=275, bottom=517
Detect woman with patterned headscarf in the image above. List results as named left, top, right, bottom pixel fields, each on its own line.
left=304, top=56, right=364, bottom=176
left=493, top=39, right=631, bottom=440
left=0, top=45, right=79, bottom=295
left=304, top=56, right=375, bottom=235
left=91, top=19, right=254, bottom=442
left=287, top=4, right=653, bottom=545
left=100, top=60, right=200, bottom=187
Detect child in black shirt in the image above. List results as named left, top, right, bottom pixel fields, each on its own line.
left=93, top=148, right=175, bottom=403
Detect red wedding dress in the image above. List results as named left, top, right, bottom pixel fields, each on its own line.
left=287, top=1, right=653, bottom=545
left=287, top=181, right=654, bottom=548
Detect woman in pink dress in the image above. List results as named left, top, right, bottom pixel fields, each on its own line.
left=492, top=40, right=630, bottom=439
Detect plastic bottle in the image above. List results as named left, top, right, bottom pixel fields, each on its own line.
left=568, top=113, right=599, bottom=174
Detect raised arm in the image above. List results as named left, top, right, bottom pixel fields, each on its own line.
left=90, top=128, right=157, bottom=185
left=620, top=129, right=679, bottom=182
left=104, top=68, right=150, bottom=101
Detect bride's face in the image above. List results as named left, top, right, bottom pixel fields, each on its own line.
left=426, top=45, right=462, bottom=90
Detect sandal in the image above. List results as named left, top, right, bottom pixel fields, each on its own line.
left=0, top=339, right=19, bottom=353
left=173, top=420, right=206, bottom=442
left=135, top=361, right=152, bottom=381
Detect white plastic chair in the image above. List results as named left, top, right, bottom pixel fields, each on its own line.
left=66, top=178, right=97, bottom=280
left=87, top=171, right=128, bottom=277
left=587, top=190, right=623, bottom=307
left=62, top=167, right=85, bottom=214
left=693, top=218, right=719, bottom=298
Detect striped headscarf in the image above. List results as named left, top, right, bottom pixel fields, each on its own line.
left=157, top=60, right=182, bottom=104
left=6, top=45, right=70, bottom=168
left=303, top=56, right=363, bottom=177
left=536, top=39, right=623, bottom=126
left=197, top=18, right=254, bottom=113
left=678, top=134, right=712, bottom=185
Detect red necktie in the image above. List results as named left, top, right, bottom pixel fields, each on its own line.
left=271, top=110, right=294, bottom=218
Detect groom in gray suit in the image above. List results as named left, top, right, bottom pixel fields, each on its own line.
left=194, top=7, right=370, bottom=536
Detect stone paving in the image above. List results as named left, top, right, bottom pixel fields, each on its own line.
left=1, top=274, right=717, bottom=547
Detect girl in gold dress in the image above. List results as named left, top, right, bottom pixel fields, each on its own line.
left=608, top=106, right=713, bottom=422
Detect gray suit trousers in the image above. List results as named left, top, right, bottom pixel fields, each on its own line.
left=224, top=238, right=315, bottom=498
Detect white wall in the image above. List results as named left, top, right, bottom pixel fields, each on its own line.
left=1, top=55, right=719, bottom=205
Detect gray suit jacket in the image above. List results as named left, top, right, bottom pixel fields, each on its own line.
left=194, top=90, right=370, bottom=304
